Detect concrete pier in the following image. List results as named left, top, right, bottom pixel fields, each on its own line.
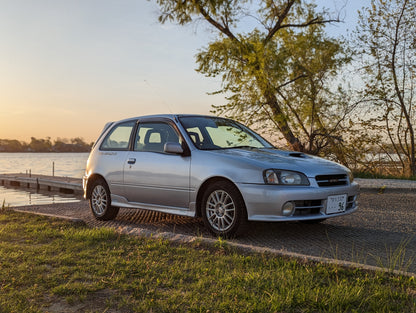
left=0, top=173, right=82, bottom=195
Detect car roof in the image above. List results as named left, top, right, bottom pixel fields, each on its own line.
left=110, top=114, right=223, bottom=124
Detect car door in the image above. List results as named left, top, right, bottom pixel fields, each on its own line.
left=123, top=120, right=191, bottom=209
left=98, top=120, right=135, bottom=197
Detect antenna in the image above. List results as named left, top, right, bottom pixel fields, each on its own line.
left=143, top=79, right=173, bottom=113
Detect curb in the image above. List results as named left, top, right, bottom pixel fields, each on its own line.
left=359, top=187, right=416, bottom=194
left=356, top=178, right=416, bottom=192
left=13, top=209, right=86, bottom=224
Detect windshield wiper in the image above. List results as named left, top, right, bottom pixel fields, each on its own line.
left=224, top=146, right=260, bottom=150
left=200, top=147, right=222, bottom=150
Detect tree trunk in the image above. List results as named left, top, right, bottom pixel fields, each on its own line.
left=390, top=0, right=416, bottom=175
left=264, top=88, right=305, bottom=151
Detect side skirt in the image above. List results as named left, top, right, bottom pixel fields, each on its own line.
left=111, top=194, right=196, bottom=217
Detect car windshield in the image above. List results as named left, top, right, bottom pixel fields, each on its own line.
left=179, top=116, right=274, bottom=150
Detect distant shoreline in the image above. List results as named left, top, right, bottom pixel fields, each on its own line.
left=0, top=137, right=93, bottom=153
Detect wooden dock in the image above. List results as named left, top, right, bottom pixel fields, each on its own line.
left=0, top=173, right=83, bottom=195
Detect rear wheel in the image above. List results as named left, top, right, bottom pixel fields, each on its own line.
left=89, top=179, right=119, bottom=220
left=201, top=181, right=247, bottom=238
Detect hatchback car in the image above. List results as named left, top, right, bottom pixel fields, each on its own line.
left=83, top=114, right=359, bottom=237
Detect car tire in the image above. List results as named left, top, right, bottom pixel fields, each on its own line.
left=201, top=181, right=247, bottom=238
left=89, top=179, right=119, bottom=221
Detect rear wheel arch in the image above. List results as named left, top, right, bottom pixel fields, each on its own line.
left=86, top=174, right=107, bottom=199
left=88, top=176, right=119, bottom=220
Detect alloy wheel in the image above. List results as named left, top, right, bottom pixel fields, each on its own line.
left=205, top=189, right=236, bottom=232
left=91, top=185, right=108, bottom=216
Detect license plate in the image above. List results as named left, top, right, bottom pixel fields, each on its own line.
left=326, top=194, right=347, bottom=214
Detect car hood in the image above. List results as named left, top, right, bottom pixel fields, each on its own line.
left=207, top=148, right=349, bottom=177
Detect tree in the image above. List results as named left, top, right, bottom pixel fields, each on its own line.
left=53, top=138, right=72, bottom=152
left=0, top=139, right=26, bottom=152
left=356, top=0, right=416, bottom=176
left=54, top=137, right=92, bottom=152
left=208, top=24, right=356, bottom=158
left=0, top=137, right=92, bottom=152
left=29, top=137, right=52, bottom=152
left=154, top=0, right=355, bottom=156
left=70, top=137, right=92, bottom=152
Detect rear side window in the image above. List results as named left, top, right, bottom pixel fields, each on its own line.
left=100, top=121, right=135, bottom=150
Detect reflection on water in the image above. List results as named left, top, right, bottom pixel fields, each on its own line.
left=0, top=152, right=89, bottom=178
left=0, top=153, right=88, bottom=206
left=0, top=186, right=81, bottom=207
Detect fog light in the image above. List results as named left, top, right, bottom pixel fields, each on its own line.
left=282, top=202, right=295, bottom=216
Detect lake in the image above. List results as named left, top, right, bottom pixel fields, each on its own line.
left=0, top=185, right=81, bottom=207
left=0, top=152, right=89, bottom=178
left=0, top=153, right=89, bottom=206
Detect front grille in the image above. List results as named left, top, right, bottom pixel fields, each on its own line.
left=291, top=196, right=357, bottom=217
left=315, top=174, right=348, bottom=187
left=293, top=200, right=323, bottom=216
left=346, top=195, right=356, bottom=210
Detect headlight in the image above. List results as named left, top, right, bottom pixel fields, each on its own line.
left=263, top=169, right=309, bottom=185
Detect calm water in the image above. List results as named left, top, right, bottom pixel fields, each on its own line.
left=0, top=152, right=89, bottom=178
left=0, top=153, right=89, bottom=207
left=0, top=186, right=81, bottom=207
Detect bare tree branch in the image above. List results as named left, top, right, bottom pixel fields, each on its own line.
left=195, top=1, right=239, bottom=42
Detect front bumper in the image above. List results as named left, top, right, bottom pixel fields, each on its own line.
left=237, top=182, right=359, bottom=222
left=82, top=175, right=88, bottom=199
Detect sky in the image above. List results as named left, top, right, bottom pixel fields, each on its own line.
left=0, top=0, right=368, bottom=143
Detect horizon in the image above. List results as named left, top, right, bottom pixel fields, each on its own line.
left=0, top=135, right=94, bottom=143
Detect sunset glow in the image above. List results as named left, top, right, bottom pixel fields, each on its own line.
left=0, top=0, right=363, bottom=143
left=0, top=0, right=223, bottom=143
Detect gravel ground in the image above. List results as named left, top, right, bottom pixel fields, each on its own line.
left=11, top=179, right=416, bottom=275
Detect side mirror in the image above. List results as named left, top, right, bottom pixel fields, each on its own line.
left=164, top=142, right=184, bottom=155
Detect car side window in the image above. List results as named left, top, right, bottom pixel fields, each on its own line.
left=134, top=122, right=180, bottom=153
left=100, top=121, right=135, bottom=150
left=184, top=127, right=205, bottom=148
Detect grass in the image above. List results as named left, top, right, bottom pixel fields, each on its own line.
left=326, top=230, right=414, bottom=274
left=1, top=199, right=9, bottom=213
left=373, top=237, right=416, bottom=274
left=0, top=211, right=415, bottom=313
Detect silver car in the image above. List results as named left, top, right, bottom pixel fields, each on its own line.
left=83, top=114, right=359, bottom=237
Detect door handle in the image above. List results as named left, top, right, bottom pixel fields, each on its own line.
left=127, top=158, right=136, bottom=165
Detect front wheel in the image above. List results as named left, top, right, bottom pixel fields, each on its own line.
left=89, top=179, right=119, bottom=221
left=201, top=181, right=247, bottom=238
